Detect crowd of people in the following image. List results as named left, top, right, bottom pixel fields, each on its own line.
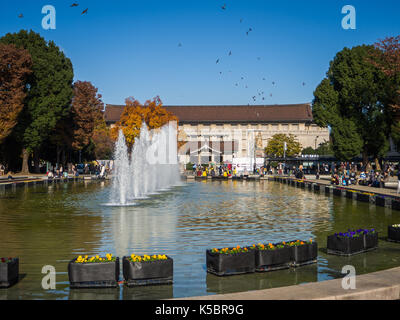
left=46, top=162, right=110, bottom=180
left=327, top=162, right=396, bottom=189
left=189, top=160, right=400, bottom=193
left=192, top=163, right=267, bottom=178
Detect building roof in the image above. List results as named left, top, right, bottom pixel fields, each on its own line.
left=104, top=103, right=313, bottom=124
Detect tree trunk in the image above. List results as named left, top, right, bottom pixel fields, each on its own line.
left=62, top=149, right=66, bottom=167
left=375, top=158, right=381, bottom=172
left=34, top=150, right=40, bottom=174
left=21, top=148, right=30, bottom=174
left=362, top=151, right=369, bottom=169
left=56, top=145, right=61, bottom=169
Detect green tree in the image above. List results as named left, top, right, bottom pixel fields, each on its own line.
left=302, top=147, right=317, bottom=155
left=0, top=30, right=74, bottom=173
left=316, top=141, right=333, bottom=156
left=312, top=45, right=389, bottom=164
left=265, top=134, right=302, bottom=158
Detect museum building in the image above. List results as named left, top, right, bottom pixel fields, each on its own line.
left=104, top=103, right=330, bottom=166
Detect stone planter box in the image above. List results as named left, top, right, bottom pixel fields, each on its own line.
left=346, top=190, right=355, bottom=199
left=0, top=258, right=19, bottom=288
left=391, top=199, right=400, bottom=211
left=68, top=258, right=120, bottom=288
left=333, top=188, right=343, bottom=197
left=356, top=193, right=371, bottom=203
left=325, top=186, right=331, bottom=194
left=364, top=233, right=378, bottom=250
left=375, top=195, right=386, bottom=207
left=388, top=226, right=400, bottom=243
left=327, top=231, right=378, bottom=256
left=255, top=245, right=292, bottom=272
left=327, top=235, right=364, bottom=256
left=122, top=256, right=173, bottom=286
left=291, top=242, right=318, bottom=266
left=206, top=249, right=255, bottom=276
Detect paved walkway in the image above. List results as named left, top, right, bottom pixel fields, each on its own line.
left=176, top=266, right=400, bottom=300
left=299, top=175, right=400, bottom=198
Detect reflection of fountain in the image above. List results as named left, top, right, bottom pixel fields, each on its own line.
left=109, top=121, right=181, bottom=206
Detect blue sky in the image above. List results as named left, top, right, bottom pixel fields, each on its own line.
left=1, top=0, right=400, bottom=106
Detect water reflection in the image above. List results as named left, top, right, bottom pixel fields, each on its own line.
left=1, top=180, right=400, bottom=299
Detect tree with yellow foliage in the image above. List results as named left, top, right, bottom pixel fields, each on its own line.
left=111, top=96, right=178, bottom=148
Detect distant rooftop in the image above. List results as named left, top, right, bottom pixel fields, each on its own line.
left=104, top=103, right=314, bottom=124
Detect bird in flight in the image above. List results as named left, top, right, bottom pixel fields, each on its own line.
left=81, top=8, right=88, bottom=14
left=228, top=51, right=232, bottom=56
left=270, top=93, right=273, bottom=97
left=70, top=3, right=79, bottom=7
left=216, top=59, right=219, bottom=64
left=18, top=13, right=23, bottom=18
left=178, top=43, right=182, bottom=47
left=246, top=28, right=253, bottom=35
left=221, top=4, right=226, bottom=10
left=257, top=57, right=261, bottom=61
left=272, top=81, right=275, bottom=85
left=262, top=78, right=266, bottom=81
left=302, top=82, right=306, bottom=86
left=240, top=18, right=243, bottom=23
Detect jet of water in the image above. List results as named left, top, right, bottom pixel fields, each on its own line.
left=109, top=121, right=181, bottom=206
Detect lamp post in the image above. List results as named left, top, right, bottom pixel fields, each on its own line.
left=283, top=141, right=287, bottom=176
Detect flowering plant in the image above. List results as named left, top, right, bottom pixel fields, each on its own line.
left=251, top=243, right=286, bottom=251
left=334, top=229, right=376, bottom=238
left=128, top=254, right=168, bottom=262
left=211, top=245, right=249, bottom=255
left=75, top=253, right=116, bottom=263
left=288, top=239, right=313, bottom=247
left=0, top=257, right=13, bottom=263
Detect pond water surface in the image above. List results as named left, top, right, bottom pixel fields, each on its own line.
left=1, top=180, right=400, bottom=300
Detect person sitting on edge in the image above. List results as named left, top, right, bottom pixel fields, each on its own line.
left=223, top=171, right=228, bottom=178
left=350, top=170, right=357, bottom=185
left=358, top=171, right=367, bottom=185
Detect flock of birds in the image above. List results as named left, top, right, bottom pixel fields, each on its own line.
left=17, top=3, right=307, bottom=105
left=177, top=3, right=307, bottom=105
left=18, top=3, right=88, bottom=19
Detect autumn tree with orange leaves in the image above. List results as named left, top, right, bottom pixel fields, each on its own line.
left=111, top=96, right=178, bottom=148
left=0, top=44, right=32, bottom=144
left=71, top=81, right=105, bottom=150
left=371, top=36, right=400, bottom=147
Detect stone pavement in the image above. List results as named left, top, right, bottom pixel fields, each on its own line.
left=176, top=266, right=400, bottom=300
left=302, top=175, right=400, bottom=198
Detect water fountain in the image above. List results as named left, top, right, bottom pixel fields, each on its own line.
left=109, top=121, right=181, bottom=206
